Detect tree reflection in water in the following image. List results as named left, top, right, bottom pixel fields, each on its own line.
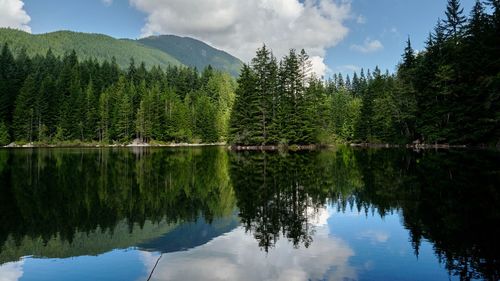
left=0, top=147, right=498, bottom=280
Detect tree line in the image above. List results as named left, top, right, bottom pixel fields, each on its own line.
left=0, top=0, right=498, bottom=146
left=230, top=0, right=500, bottom=146
left=0, top=47, right=235, bottom=145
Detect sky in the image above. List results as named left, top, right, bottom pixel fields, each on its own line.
left=0, top=0, right=476, bottom=78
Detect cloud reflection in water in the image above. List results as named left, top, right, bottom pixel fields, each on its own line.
left=143, top=208, right=357, bottom=281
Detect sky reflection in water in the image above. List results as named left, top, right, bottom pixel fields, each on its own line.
left=1, top=207, right=457, bottom=281
left=0, top=147, right=498, bottom=281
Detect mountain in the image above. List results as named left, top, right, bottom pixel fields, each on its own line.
left=0, top=28, right=243, bottom=76
left=139, top=35, right=243, bottom=77
left=0, top=28, right=182, bottom=69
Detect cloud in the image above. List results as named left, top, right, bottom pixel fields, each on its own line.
left=101, top=0, right=113, bottom=6
left=142, top=222, right=357, bottom=281
left=0, top=0, right=31, bottom=32
left=0, top=261, right=24, bottom=281
left=310, top=56, right=329, bottom=78
left=130, top=0, right=352, bottom=77
left=350, top=38, right=383, bottom=53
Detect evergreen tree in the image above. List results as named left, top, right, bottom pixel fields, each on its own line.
left=13, top=75, right=36, bottom=142
left=83, top=80, right=98, bottom=141
left=251, top=45, right=275, bottom=144
left=99, top=90, right=110, bottom=143
left=34, top=75, right=51, bottom=142
left=116, top=83, right=133, bottom=141
left=444, top=0, right=467, bottom=38
left=0, top=44, right=16, bottom=129
left=0, top=121, right=9, bottom=145
left=229, top=65, right=257, bottom=145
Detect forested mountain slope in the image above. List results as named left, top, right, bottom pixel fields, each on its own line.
left=0, top=28, right=182, bottom=69
left=0, top=28, right=243, bottom=75
left=139, top=35, right=243, bottom=77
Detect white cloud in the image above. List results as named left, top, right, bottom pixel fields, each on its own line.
left=0, top=0, right=31, bottom=32
left=350, top=38, right=383, bottom=53
left=101, top=0, right=113, bottom=6
left=130, top=0, right=352, bottom=77
left=0, top=261, right=24, bottom=281
left=310, top=56, right=328, bottom=78
left=142, top=222, right=357, bottom=281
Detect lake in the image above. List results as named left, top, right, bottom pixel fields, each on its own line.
left=0, top=147, right=499, bottom=281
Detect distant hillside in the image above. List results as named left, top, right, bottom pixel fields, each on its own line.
left=0, top=28, right=182, bottom=69
left=0, top=28, right=243, bottom=76
left=139, top=35, right=243, bottom=77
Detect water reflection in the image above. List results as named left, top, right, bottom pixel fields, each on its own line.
left=0, top=147, right=498, bottom=280
left=146, top=212, right=357, bottom=281
left=0, top=148, right=235, bottom=263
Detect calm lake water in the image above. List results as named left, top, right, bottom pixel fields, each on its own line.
left=0, top=147, right=499, bottom=281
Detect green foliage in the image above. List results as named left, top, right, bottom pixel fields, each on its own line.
left=0, top=28, right=182, bottom=70
left=1, top=0, right=499, bottom=146
left=0, top=122, right=9, bottom=145
left=0, top=147, right=235, bottom=262
left=13, top=74, right=36, bottom=141
left=0, top=28, right=245, bottom=77
left=230, top=0, right=498, bottom=146
left=230, top=47, right=325, bottom=145
left=408, top=0, right=500, bottom=144
left=0, top=42, right=236, bottom=144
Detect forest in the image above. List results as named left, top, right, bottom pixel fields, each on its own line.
left=0, top=0, right=498, bottom=146
left=0, top=48, right=236, bottom=145
left=230, top=0, right=500, bottom=146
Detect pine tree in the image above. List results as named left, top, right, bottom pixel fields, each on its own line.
left=444, top=0, right=466, bottom=39
left=35, top=75, right=51, bottom=142
left=194, top=93, right=218, bottom=143
left=402, top=37, right=415, bottom=70
left=345, top=75, right=352, bottom=91
left=127, top=58, right=137, bottom=84
left=278, top=50, right=303, bottom=144
left=99, top=90, right=110, bottom=143
left=352, top=72, right=361, bottom=96
left=0, top=44, right=16, bottom=128
left=13, top=75, right=36, bottom=142
left=229, top=65, right=257, bottom=145
left=116, top=83, right=133, bottom=142
left=83, top=80, right=98, bottom=141
left=135, top=88, right=155, bottom=142
left=251, top=45, right=275, bottom=144
left=0, top=121, right=9, bottom=145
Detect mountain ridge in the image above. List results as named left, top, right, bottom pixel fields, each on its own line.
left=138, top=34, right=243, bottom=77
left=0, top=28, right=243, bottom=76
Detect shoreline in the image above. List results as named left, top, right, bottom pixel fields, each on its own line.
left=1, top=142, right=495, bottom=150
left=2, top=142, right=227, bottom=149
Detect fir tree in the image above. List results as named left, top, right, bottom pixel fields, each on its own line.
left=0, top=121, right=9, bottom=145
left=13, top=75, right=36, bottom=142
left=444, top=0, right=466, bottom=39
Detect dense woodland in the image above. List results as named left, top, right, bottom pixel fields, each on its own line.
left=230, top=0, right=500, bottom=146
left=0, top=0, right=499, bottom=146
left=0, top=47, right=236, bottom=144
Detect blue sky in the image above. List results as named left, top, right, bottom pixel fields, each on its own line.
left=327, top=0, right=476, bottom=74
left=4, top=0, right=477, bottom=77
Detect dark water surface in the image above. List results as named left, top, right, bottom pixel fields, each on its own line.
left=0, top=147, right=499, bottom=281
